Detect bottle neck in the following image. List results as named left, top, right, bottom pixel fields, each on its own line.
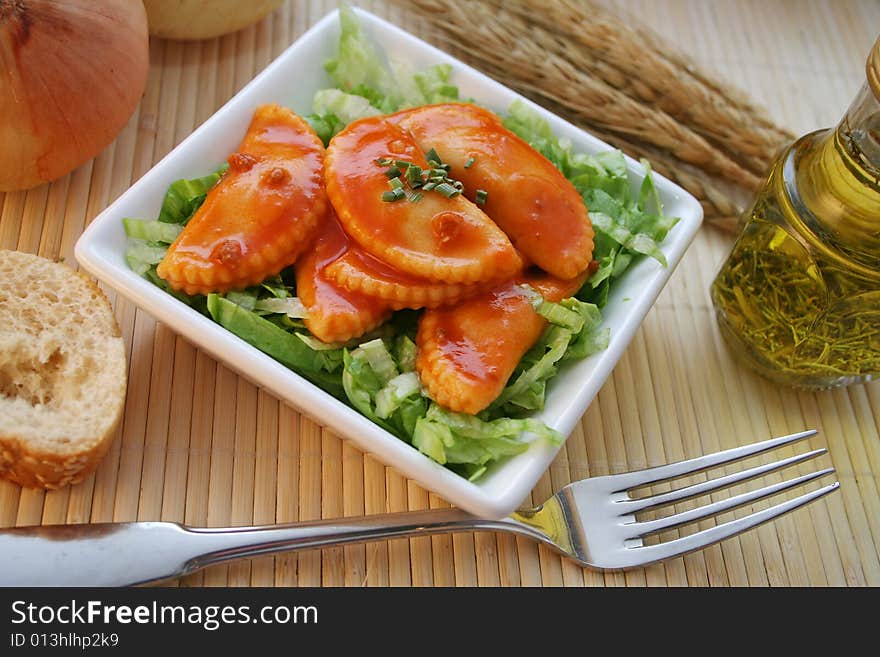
left=792, top=82, right=880, bottom=270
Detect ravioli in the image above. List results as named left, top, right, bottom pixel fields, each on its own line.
left=295, top=212, right=392, bottom=344
left=324, top=115, right=521, bottom=285
left=416, top=269, right=589, bottom=414
left=323, top=247, right=495, bottom=310
left=157, top=104, right=327, bottom=295
left=390, top=103, right=594, bottom=280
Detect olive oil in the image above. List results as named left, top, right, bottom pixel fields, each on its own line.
left=710, top=39, right=880, bottom=388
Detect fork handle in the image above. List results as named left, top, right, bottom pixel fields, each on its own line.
left=0, top=509, right=542, bottom=587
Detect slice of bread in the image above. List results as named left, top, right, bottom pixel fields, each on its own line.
left=0, top=250, right=127, bottom=489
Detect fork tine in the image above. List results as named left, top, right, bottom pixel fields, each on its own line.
left=618, top=448, right=827, bottom=514
left=623, top=467, right=835, bottom=538
left=607, top=429, right=817, bottom=492
left=622, top=481, right=840, bottom=567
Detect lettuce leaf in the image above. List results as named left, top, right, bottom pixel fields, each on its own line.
left=323, top=5, right=400, bottom=111
left=342, top=339, right=426, bottom=437
left=394, top=62, right=462, bottom=107
left=312, top=5, right=464, bottom=130
left=504, top=100, right=679, bottom=308
left=337, top=335, right=566, bottom=467
left=209, top=295, right=345, bottom=399
left=307, top=113, right=344, bottom=146
left=307, top=88, right=383, bottom=144
left=122, top=218, right=183, bottom=243
left=412, top=404, right=561, bottom=474
left=158, top=166, right=227, bottom=225
left=490, top=298, right=606, bottom=416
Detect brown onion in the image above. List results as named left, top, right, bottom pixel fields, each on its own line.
left=0, top=0, right=149, bottom=192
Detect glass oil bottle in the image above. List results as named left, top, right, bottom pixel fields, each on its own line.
left=710, top=38, right=880, bottom=388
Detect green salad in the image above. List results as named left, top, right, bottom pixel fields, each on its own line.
left=123, top=7, right=678, bottom=481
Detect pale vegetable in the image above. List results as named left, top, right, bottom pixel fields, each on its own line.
left=0, top=0, right=149, bottom=192
left=142, top=0, right=283, bottom=40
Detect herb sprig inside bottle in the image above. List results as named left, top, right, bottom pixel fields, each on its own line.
left=376, top=150, right=488, bottom=206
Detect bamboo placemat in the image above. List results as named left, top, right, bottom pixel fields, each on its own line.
left=2, top=0, right=879, bottom=587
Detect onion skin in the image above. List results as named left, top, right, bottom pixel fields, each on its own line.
left=143, top=0, right=283, bottom=40
left=0, top=0, right=149, bottom=192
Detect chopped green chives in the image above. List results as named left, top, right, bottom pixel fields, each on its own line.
left=405, top=165, right=423, bottom=186
left=434, top=182, right=460, bottom=198
left=425, top=148, right=442, bottom=165
left=475, top=189, right=488, bottom=205
left=382, top=188, right=406, bottom=202
left=464, top=157, right=476, bottom=169
left=377, top=147, right=469, bottom=202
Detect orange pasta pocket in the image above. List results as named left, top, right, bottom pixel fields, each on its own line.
left=295, top=212, right=393, bottom=344
left=157, top=104, right=328, bottom=295
left=322, top=247, right=496, bottom=311
left=390, top=103, right=594, bottom=280
left=416, top=269, right=590, bottom=415
left=324, top=114, right=522, bottom=285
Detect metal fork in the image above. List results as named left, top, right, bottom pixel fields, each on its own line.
left=0, top=430, right=838, bottom=586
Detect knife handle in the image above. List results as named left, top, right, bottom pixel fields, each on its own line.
left=0, top=509, right=536, bottom=586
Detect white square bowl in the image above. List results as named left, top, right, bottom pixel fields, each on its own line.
left=75, top=7, right=703, bottom=519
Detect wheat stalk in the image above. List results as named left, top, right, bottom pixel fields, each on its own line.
left=593, top=1, right=786, bottom=134
left=500, top=0, right=792, bottom=175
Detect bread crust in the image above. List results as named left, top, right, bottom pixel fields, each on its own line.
left=0, top=251, right=127, bottom=489
left=0, top=430, right=118, bottom=489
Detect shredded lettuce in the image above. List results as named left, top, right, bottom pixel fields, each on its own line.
left=412, top=404, right=560, bottom=475
left=308, top=88, right=382, bottom=143
left=208, top=295, right=345, bottom=398
left=394, top=62, right=462, bottom=108
left=124, top=242, right=168, bottom=276
left=357, top=338, right=399, bottom=384
left=375, top=371, right=421, bottom=419
left=122, top=8, right=676, bottom=482
left=533, top=297, right=586, bottom=333
left=394, top=335, right=418, bottom=373
left=307, top=113, right=345, bottom=146
left=158, top=166, right=228, bottom=225
left=312, top=88, right=383, bottom=123
left=122, top=218, right=183, bottom=243
left=589, top=211, right=668, bottom=267
left=490, top=298, right=606, bottom=416
left=254, top=296, right=308, bottom=319
left=311, top=4, right=463, bottom=130
left=503, top=100, right=679, bottom=308
left=323, top=5, right=400, bottom=111
left=226, top=288, right=259, bottom=311
left=342, top=340, right=427, bottom=437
